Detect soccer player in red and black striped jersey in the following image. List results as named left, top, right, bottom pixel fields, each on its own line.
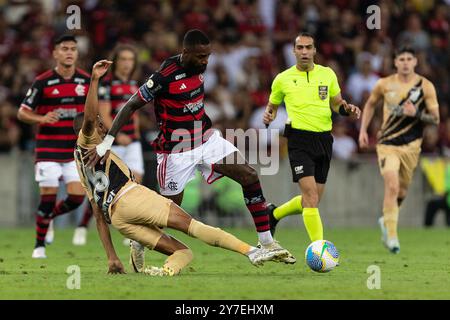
left=98, top=44, right=143, bottom=181
left=87, top=29, right=294, bottom=263
left=17, top=34, right=88, bottom=258
left=73, top=44, right=144, bottom=246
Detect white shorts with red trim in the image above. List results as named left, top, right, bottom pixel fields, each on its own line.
left=156, top=130, right=238, bottom=196
left=35, top=161, right=80, bottom=188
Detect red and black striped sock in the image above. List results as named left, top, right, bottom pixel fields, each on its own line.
left=51, top=195, right=85, bottom=218
left=78, top=203, right=93, bottom=228
left=242, top=182, right=270, bottom=233
left=35, top=194, right=57, bottom=248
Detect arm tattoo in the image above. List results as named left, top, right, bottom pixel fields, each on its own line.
left=108, top=93, right=145, bottom=137
left=390, top=105, right=404, bottom=117
left=419, top=112, right=438, bottom=125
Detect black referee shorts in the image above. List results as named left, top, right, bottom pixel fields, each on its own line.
left=287, top=128, right=333, bottom=184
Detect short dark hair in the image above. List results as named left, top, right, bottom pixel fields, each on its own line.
left=294, top=32, right=315, bottom=46
left=73, top=112, right=84, bottom=134
left=54, top=34, right=77, bottom=46
left=183, top=29, right=210, bottom=49
left=394, top=46, right=416, bottom=58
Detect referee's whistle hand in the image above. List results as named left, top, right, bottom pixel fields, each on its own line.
left=346, top=104, right=361, bottom=120
left=263, top=109, right=274, bottom=127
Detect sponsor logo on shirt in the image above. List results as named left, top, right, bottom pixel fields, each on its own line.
left=175, top=73, right=186, bottom=80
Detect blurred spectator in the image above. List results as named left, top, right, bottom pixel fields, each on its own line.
left=397, top=13, right=431, bottom=52
left=332, top=119, right=357, bottom=160
left=422, top=125, right=441, bottom=155
left=0, top=0, right=448, bottom=157
left=346, top=52, right=380, bottom=105
left=0, top=100, right=20, bottom=153
left=439, top=117, right=450, bottom=157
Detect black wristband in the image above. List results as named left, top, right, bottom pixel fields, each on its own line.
left=339, top=105, right=350, bottom=116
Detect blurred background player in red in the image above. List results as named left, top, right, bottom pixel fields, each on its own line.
left=72, top=44, right=144, bottom=246
left=17, top=34, right=89, bottom=258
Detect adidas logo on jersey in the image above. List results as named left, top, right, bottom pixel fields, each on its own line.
left=179, top=83, right=187, bottom=90
left=51, top=88, right=60, bottom=95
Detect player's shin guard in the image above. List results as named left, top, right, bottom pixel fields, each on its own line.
left=383, top=206, right=399, bottom=239
left=274, top=195, right=303, bottom=220
left=35, top=195, right=57, bottom=248
left=188, top=219, right=251, bottom=255
left=302, top=208, right=323, bottom=242
left=78, top=203, right=93, bottom=228
left=163, top=248, right=193, bottom=275
left=242, top=182, right=273, bottom=245
left=51, top=194, right=85, bottom=218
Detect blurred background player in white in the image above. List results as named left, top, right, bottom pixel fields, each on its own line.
left=359, top=47, right=440, bottom=254
left=17, top=34, right=89, bottom=258
left=72, top=44, right=144, bottom=246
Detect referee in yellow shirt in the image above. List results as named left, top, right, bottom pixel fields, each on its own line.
left=263, top=32, right=361, bottom=242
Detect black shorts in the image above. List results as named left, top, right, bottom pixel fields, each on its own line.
left=286, top=128, right=333, bottom=184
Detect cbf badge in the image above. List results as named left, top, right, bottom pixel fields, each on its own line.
left=318, top=85, right=328, bottom=100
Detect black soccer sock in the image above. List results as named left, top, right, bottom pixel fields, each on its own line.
left=35, top=195, right=57, bottom=248
left=51, top=194, right=85, bottom=218
left=242, top=182, right=270, bottom=233
left=78, top=203, right=93, bottom=228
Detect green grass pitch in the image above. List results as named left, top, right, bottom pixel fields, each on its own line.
left=0, top=227, right=449, bottom=299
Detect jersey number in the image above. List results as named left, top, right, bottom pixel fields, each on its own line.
left=86, top=170, right=110, bottom=203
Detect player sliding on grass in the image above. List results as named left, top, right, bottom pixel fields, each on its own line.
left=85, top=29, right=294, bottom=264
left=74, top=60, right=281, bottom=275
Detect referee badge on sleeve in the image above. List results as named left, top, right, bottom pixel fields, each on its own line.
left=318, top=85, right=328, bottom=100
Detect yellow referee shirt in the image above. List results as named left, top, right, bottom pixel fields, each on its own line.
left=269, top=64, right=341, bottom=132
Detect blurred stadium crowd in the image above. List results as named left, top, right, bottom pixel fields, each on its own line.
left=0, top=0, right=449, bottom=159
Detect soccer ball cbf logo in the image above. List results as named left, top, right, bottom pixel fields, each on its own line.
left=318, top=85, right=328, bottom=100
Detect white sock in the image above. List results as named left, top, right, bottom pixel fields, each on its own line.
left=258, top=231, right=274, bottom=246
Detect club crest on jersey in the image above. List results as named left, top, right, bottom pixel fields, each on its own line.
left=75, top=84, right=86, bottom=96
left=318, top=85, right=328, bottom=100
left=167, top=180, right=178, bottom=191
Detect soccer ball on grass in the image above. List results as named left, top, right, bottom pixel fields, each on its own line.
left=305, top=240, right=339, bottom=273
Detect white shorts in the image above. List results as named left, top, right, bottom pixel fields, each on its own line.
left=157, top=130, right=239, bottom=196
left=112, top=141, right=144, bottom=176
left=35, top=161, right=80, bottom=188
